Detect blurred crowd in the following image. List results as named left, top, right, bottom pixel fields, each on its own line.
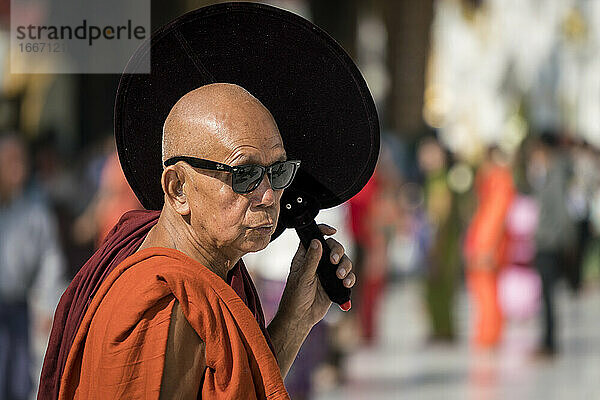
left=0, top=133, right=142, bottom=399
left=2, top=0, right=600, bottom=399
left=4, top=126, right=600, bottom=399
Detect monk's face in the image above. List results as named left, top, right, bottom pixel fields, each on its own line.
left=163, top=84, right=286, bottom=259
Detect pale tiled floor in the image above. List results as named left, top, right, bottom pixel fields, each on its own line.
left=315, top=280, right=600, bottom=400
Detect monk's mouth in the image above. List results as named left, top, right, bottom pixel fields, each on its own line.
left=248, top=225, right=275, bottom=234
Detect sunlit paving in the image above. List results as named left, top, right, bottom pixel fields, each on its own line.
left=315, top=281, right=600, bottom=400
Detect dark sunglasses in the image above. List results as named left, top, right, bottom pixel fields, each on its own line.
left=164, top=156, right=301, bottom=194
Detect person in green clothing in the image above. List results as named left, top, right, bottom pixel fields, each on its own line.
left=418, top=137, right=462, bottom=342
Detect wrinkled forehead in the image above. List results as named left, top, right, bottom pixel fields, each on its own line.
left=204, top=118, right=286, bottom=166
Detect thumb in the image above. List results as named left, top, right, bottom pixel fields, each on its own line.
left=303, top=239, right=323, bottom=276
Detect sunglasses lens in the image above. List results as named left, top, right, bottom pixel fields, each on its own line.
left=232, top=161, right=299, bottom=193
left=232, top=165, right=264, bottom=193
left=270, top=161, right=297, bottom=189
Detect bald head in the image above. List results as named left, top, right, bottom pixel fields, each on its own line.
left=162, top=83, right=281, bottom=164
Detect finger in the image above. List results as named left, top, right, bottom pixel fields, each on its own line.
left=318, top=223, right=337, bottom=236
left=343, top=272, right=356, bottom=288
left=336, top=256, right=352, bottom=279
left=304, top=239, right=323, bottom=275
left=325, top=238, right=345, bottom=264
left=290, top=241, right=307, bottom=273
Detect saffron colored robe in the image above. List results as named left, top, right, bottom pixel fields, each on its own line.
left=59, top=247, right=289, bottom=399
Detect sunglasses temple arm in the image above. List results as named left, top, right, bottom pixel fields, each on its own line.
left=295, top=220, right=352, bottom=311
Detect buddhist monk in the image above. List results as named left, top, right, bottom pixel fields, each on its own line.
left=52, top=83, right=355, bottom=400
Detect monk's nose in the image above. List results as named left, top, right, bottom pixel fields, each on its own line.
left=252, top=174, right=275, bottom=207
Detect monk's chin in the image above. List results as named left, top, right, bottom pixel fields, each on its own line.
left=244, top=234, right=272, bottom=253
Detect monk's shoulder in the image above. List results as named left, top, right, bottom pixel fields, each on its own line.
left=89, top=256, right=176, bottom=338
left=102, top=255, right=173, bottom=303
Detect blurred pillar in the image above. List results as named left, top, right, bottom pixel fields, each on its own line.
left=381, top=0, right=433, bottom=138
left=309, top=0, right=357, bottom=58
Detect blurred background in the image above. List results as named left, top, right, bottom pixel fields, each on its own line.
left=1, top=0, right=600, bottom=399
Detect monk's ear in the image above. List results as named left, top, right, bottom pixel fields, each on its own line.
left=162, top=165, right=190, bottom=216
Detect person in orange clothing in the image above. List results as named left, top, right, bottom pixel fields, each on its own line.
left=464, top=146, right=515, bottom=349
left=50, top=83, right=356, bottom=400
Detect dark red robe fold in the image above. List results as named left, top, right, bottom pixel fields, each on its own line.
left=38, top=209, right=273, bottom=400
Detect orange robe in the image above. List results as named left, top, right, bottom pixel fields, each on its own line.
left=464, top=163, right=515, bottom=348
left=464, top=164, right=515, bottom=269
left=59, top=247, right=289, bottom=400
